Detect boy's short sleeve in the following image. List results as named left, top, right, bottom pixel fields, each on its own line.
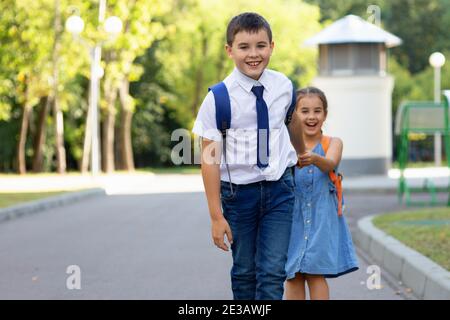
left=192, top=91, right=222, bottom=141
left=285, top=80, right=295, bottom=116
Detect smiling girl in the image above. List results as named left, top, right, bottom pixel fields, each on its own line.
left=284, top=87, right=359, bottom=300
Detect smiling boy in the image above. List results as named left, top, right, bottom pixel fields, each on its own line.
left=192, top=12, right=304, bottom=300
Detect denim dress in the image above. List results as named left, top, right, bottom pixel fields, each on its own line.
left=286, top=142, right=359, bottom=279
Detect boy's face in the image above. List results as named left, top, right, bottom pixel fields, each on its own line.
left=226, top=29, right=274, bottom=80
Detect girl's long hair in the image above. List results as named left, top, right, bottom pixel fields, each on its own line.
left=296, top=87, right=328, bottom=114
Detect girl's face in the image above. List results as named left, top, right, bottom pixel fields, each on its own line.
left=296, top=95, right=327, bottom=138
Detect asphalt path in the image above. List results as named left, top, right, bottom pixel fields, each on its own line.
left=0, top=190, right=418, bottom=299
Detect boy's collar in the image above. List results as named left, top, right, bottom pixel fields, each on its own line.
left=233, top=68, right=271, bottom=93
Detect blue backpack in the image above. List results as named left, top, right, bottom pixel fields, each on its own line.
left=208, top=81, right=297, bottom=192
left=208, top=81, right=297, bottom=139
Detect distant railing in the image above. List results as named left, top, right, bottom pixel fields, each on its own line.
left=395, top=91, right=450, bottom=206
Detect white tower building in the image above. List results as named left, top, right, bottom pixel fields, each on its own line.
left=305, top=15, right=402, bottom=175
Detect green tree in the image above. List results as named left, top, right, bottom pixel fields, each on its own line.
left=97, top=0, right=172, bottom=172
left=0, top=0, right=88, bottom=173
left=308, top=0, right=450, bottom=75
left=157, top=0, right=321, bottom=125
left=384, top=0, right=449, bottom=74
left=0, top=0, right=53, bottom=174
left=305, top=0, right=385, bottom=23
left=131, top=42, right=177, bottom=167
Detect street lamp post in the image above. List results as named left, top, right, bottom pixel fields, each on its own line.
left=65, top=2, right=122, bottom=175
left=429, top=52, right=446, bottom=167
left=89, top=46, right=102, bottom=175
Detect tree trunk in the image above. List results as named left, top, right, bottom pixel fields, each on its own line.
left=52, top=0, right=66, bottom=174
left=80, top=98, right=92, bottom=174
left=102, top=82, right=117, bottom=173
left=115, top=114, right=123, bottom=170
left=17, top=101, right=32, bottom=175
left=32, top=96, right=50, bottom=172
left=118, top=78, right=134, bottom=172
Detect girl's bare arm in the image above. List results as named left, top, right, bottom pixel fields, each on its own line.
left=298, top=138, right=343, bottom=173
left=312, top=137, right=343, bottom=172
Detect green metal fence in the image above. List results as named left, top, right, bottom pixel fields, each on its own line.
left=395, top=91, right=450, bottom=206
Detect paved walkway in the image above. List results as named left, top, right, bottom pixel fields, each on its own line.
left=0, top=167, right=448, bottom=194
left=0, top=173, right=426, bottom=299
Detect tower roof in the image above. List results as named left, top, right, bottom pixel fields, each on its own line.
left=305, top=14, right=402, bottom=48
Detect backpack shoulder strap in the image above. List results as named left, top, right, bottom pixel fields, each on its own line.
left=321, top=135, right=344, bottom=216
left=285, top=82, right=297, bottom=125
left=321, top=135, right=331, bottom=154
left=208, top=82, right=231, bottom=137
left=208, top=82, right=234, bottom=188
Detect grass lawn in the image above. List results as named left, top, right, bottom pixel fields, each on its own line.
left=0, top=191, right=69, bottom=209
left=373, top=207, right=450, bottom=271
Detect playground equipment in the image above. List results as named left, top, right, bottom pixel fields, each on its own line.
left=395, top=90, right=450, bottom=206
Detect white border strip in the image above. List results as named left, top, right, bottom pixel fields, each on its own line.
left=0, top=188, right=106, bottom=223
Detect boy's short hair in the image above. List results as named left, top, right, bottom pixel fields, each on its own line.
left=226, top=12, right=272, bottom=46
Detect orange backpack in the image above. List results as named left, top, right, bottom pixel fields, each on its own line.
left=321, top=136, right=344, bottom=216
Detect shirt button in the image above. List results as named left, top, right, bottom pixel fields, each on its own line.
left=306, top=220, right=311, bottom=224
left=307, top=203, right=311, bottom=207
left=304, top=236, right=308, bottom=240
left=308, top=169, right=313, bottom=174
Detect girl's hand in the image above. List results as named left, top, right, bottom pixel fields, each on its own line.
left=298, top=151, right=316, bottom=168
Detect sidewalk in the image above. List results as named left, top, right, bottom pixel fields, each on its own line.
left=0, top=167, right=448, bottom=195
left=0, top=172, right=202, bottom=194
left=0, top=189, right=413, bottom=299
left=345, top=167, right=449, bottom=192
left=0, top=167, right=447, bottom=299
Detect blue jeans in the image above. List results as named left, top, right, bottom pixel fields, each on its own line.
left=220, top=167, right=295, bottom=300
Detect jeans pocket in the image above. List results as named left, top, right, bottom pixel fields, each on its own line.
left=220, top=181, right=238, bottom=201
left=280, top=171, right=295, bottom=193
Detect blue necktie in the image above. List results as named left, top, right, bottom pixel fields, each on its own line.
left=251, top=86, right=269, bottom=168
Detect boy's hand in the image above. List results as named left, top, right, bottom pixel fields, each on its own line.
left=298, top=151, right=316, bottom=168
left=287, top=111, right=306, bottom=155
left=211, top=217, right=233, bottom=251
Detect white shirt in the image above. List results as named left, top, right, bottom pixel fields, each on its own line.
left=192, top=67, right=297, bottom=184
